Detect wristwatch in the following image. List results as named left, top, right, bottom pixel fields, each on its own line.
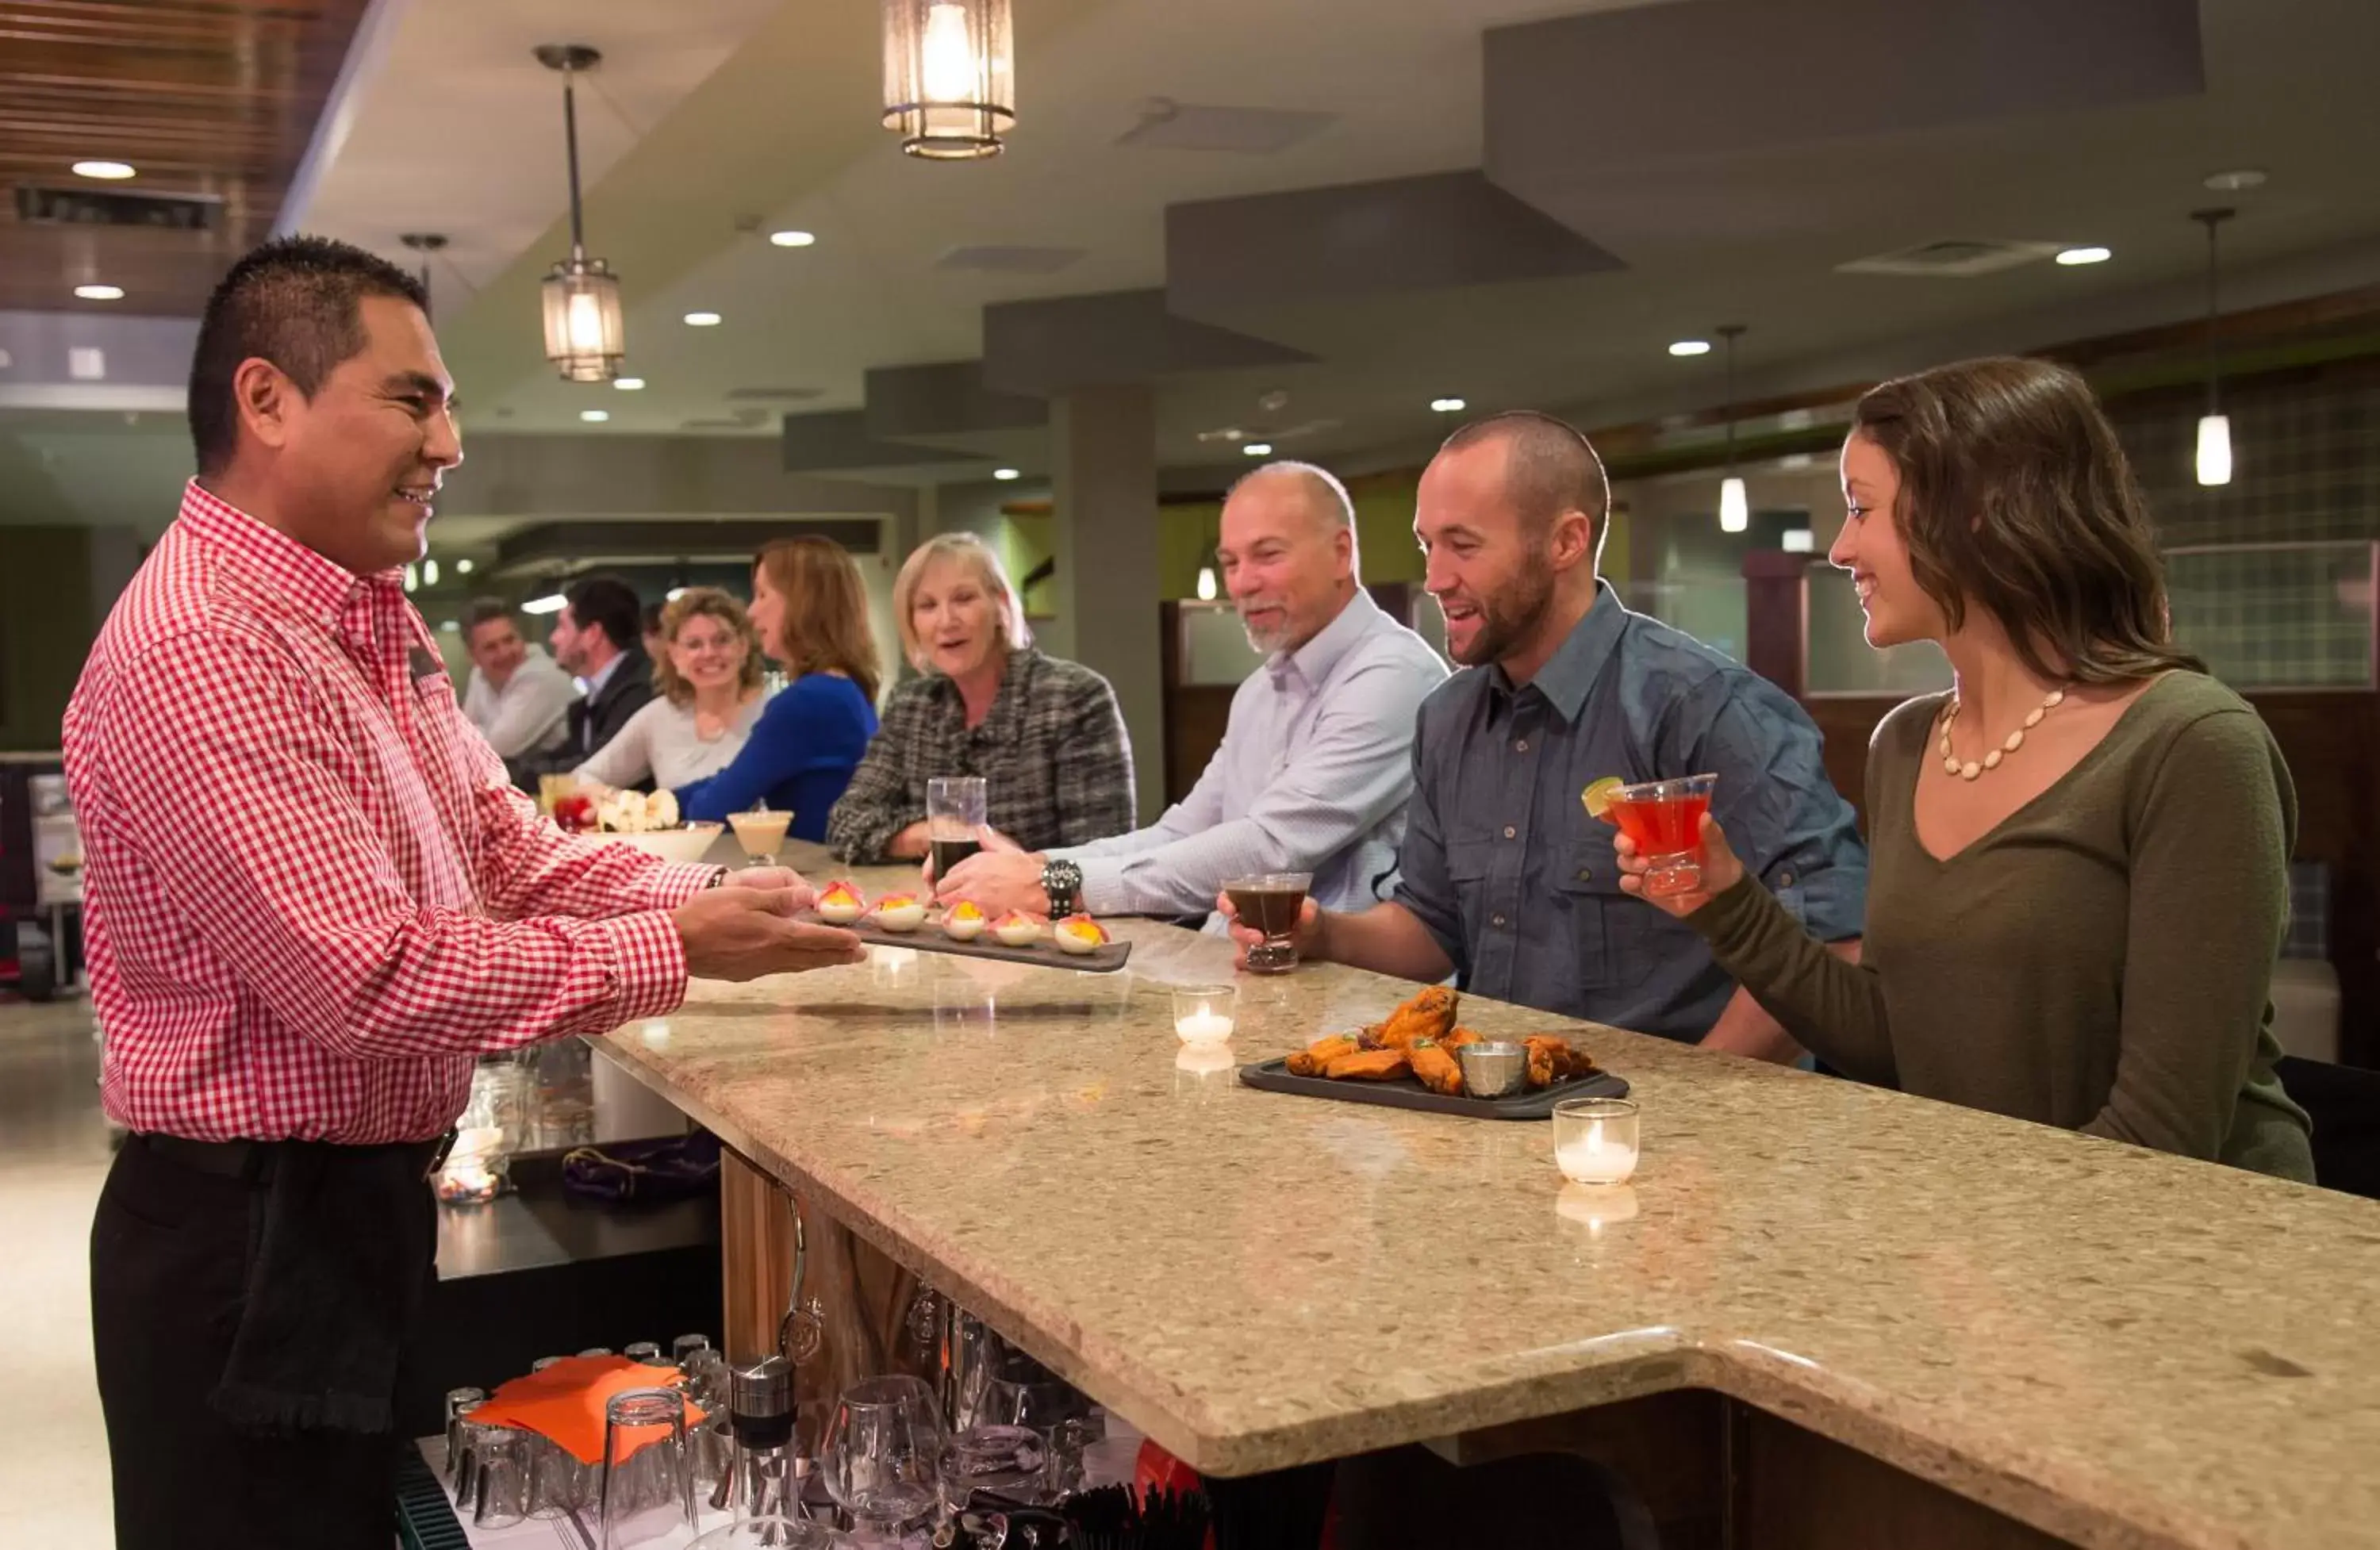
left=1039, top=858, right=1083, bottom=917
left=704, top=867, right=729, bottom=890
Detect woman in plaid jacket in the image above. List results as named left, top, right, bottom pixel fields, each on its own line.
left=827, top=533, right=1135, bottom=861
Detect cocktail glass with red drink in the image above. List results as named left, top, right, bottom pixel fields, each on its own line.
left=1606, top=773, right=1718, bottom=898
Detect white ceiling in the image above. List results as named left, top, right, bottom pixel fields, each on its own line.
left=286, top=0, right=2380, bottom=481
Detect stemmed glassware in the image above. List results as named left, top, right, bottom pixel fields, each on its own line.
left=817, top=1375, right=944, bottom=1540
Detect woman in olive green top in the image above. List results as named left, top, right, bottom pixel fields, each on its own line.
left=1617, top=358, right=2313, bottom=1181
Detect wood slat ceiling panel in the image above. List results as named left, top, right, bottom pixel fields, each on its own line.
left=0, top=0, right=372, bottom=317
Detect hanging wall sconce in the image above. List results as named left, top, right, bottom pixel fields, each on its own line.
left=882, top=0, right=1015, bottom=159
left=536, top=44, right=626, bottom=382
left=1717, top=324, right=1749, bottom=533
left=2192, top=208, right=2235, bottom=487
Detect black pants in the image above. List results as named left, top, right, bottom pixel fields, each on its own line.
left=90, top=1137, right=430, bottom=1550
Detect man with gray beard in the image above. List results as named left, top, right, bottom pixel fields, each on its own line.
left=935, top=460, right=1446, bottom=923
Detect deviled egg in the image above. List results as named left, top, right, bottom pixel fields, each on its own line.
left=1054, top=914, right=1110, bottom=956
left=942, top=900, right=988, bottom=942
left=992, top=909, right=1043, bottom=948
left=816, top=881, right=867, bottom=925
left=871, top=892, right=927, bottom=933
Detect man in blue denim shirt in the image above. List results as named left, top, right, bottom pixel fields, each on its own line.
left=1232, top=412, right=1865, bottom=1057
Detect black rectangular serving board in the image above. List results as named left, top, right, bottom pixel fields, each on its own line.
left=795, top=911, right=1133, bottom=973
left=1237, top=1058, right=1627, bottom=1119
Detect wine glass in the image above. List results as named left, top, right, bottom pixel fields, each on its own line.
left=818, top=1376, right=944, bottom=1540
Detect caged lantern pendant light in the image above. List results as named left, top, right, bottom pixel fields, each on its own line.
left=536, top=45, right=626, bottom=382
left=2192, top=208, right=2236, bottom=487
left=1716, top=324, right=1749, bottom=533
left=881, top=0, right=1015, bottom=159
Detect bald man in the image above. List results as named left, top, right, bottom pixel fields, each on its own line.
left=938, top=460, right=1447, bottom=923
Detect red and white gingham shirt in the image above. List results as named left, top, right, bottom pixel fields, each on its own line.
left=63, top=482, right=715, bottom=1144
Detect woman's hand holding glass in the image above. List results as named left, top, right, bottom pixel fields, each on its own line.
left=1611, top=813, right=1745, bottom=918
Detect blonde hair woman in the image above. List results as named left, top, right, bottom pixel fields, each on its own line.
left=827, top=532, right=1134, bottom=863
left=675, top=538, right=883, bottom=839
left=573, top=587, right=766, bottom=792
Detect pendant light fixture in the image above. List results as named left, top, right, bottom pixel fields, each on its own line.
left=882, top=0, right=1015, bottom=159
left=536, top=44, right=626, bottom=382
left=1717, top=324, right=1749, bottom=533
left=398, top=232, right=445, bottom=320
left=2191, top=208, right=2235, bottom=487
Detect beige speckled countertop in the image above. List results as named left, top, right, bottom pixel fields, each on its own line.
left=593, top=859, right=2380, bottom=1550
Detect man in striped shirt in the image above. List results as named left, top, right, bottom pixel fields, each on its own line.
left=65, top=236, right=864, bottom=1550
left=935, top=462, right=1447, bottom=923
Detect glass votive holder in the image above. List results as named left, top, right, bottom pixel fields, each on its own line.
left=1169, top=984, right=1238, bottom=1045
left=1552, top=1096, right=1640, bottom=1186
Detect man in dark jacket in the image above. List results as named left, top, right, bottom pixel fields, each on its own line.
left=512, top=575, right=654, bottom=786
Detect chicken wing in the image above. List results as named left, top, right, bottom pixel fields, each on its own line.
left=1523, top=1034, right=1599, bottom=1088
left=1323, top=1048, right=1413, bottom=1081
left=1441, top=1027, right=1483, bottom=1057
left=1407, top=1038, right=1464, bottom=1096
left=1286, top=1033, right=1364, bottom=1076
left=1375, top=986, right=1459, bottom=1050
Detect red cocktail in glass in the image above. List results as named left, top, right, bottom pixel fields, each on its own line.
left=1606, top=773, right=1718, bottom=897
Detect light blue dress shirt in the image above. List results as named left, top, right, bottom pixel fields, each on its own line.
left=1054, top=589, right=1448, bottom=920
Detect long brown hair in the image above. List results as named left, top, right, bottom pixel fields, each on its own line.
left=754, top=536, right=883, bottom=704
left=1852, top=356, right=2202, bottom=685
left=650, top=587, right=764, bottom=707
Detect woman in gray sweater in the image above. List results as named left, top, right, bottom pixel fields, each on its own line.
left=1617, top=357, right=2311, bottom=1180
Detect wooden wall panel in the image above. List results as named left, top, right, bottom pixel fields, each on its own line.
left=0, top=0, right=374, bottom=314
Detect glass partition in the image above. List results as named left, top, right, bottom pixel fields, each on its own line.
left=1803, top=566, right=1951, bottom=696
left=2166, top=541, right=2376, bottom=689
left=1618, top=576, right=1748, bottom=663
left=1177, top=603, right=1265, bottom=687
left=1800, top=542, right=2379, bottom=696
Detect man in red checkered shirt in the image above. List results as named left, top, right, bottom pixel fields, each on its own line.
left=64, top=236, right=867, bottom=1550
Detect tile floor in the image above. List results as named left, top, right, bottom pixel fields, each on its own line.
left=0, top=995, right=117, bottom=1546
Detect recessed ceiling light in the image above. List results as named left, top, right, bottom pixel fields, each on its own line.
left=1242, top=443, right=1273, bottom=457
left=683, top=312, right=723, bottom=327
left=614, top=377, right=646, bottom=390
left=2203, top=168, right=2268, bottom=192
left=455, top=558, right=475, bottom=575
left=2056, top=245, right=2113, bottom=266
left=580, top=409, right=610, bottom=422
left=522, top=593, right=567, bottom=616
left=1430, top=397, right=1466, bottom=413
left=992, top=467, right=1020, bottom=481
left=72, top=160, right=136, bottom=180
left=75, top=284, right=125, bottom=301
left=769, top=230, right=817, bottom=247
left=1668, top=340, right=1712, bottom=357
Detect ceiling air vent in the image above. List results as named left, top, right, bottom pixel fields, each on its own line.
left=1837, top=239, right=2063, bottom=278
left=935, top=245, right=1086, bottom=274
left=15, top=184, right=224, bottom=232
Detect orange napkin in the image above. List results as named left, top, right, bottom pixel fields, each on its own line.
left=470, top=1355, right=706, bottom=1466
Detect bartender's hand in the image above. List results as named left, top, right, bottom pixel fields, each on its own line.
left=1217, top=890, right=1323, bottom=971
left=674, top=885, right=867, bottom=980
left=1612, top=814, right=1743, bottom=918
left=716, top=865, right=814, bottom=907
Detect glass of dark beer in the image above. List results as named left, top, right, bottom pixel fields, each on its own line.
left=1224, top=872, right=1314, bottom=975
left=927, top=776, right=987, bottom=881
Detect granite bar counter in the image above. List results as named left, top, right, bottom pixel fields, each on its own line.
left=592, top=856, right=2380, bottom=1549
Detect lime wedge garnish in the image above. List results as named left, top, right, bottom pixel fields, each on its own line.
left=1580, top=777, right=1624, bottom=820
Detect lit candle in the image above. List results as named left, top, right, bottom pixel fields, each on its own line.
left=1555, top=1118, right=1638, bottom=1186
left=1174, top=1003, right=1235, bottom=1045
